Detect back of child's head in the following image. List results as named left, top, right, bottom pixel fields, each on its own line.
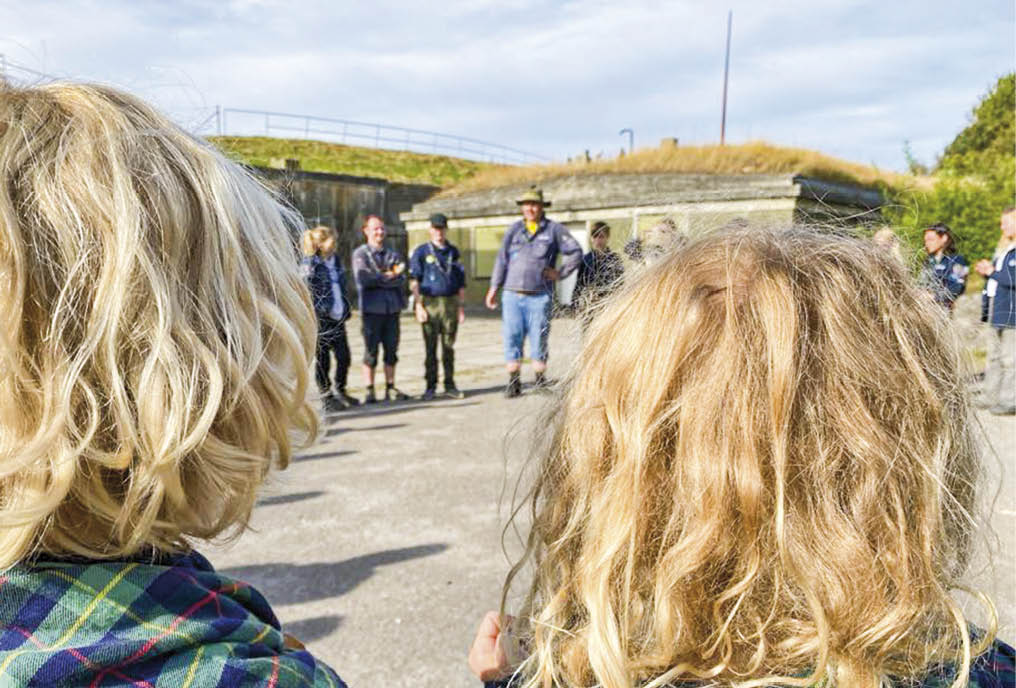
left=507, top=225, right=990, bottom=688
left=0, top=81, right=317, bottom=567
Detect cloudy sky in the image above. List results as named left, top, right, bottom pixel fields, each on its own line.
left=2, top=0, right=1013, bottom=170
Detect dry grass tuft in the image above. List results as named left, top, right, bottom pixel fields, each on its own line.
left=438, top=140, right=933, bottom=197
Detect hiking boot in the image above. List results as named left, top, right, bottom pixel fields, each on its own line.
left=337, top=389, right=360, bottom=407
left=532, top=372, right=552, bottom=392
left=444, top=385, right=465, bottom=399
left=363, top=387, right=377, bottom=404
left=421, top=388, right=437, bottom=401
left=385, top=385, right=410, bottom=402
left=504, top=376, right=522, bottom=399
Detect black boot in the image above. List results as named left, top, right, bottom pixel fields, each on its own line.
left=533, top=371, right=551, bottom=392
left=337, top=388, right=360, bottom=407
left=505, top=372, right=522, bottom=398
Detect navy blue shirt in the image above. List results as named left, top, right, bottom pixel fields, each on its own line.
left=409, top=241, right=466, bottom=297
left=982, top=245, right=1016, bottom=328
left=924, top=253, right=968, bottom=308
left=352, top=244, right=407, bottom=315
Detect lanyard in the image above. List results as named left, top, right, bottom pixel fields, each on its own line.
left=364, top=246, right=387, bottom=274
left=427, top=242, right=453, bottom=277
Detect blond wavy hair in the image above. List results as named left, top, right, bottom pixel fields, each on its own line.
left=0, top=81, right=318, bottom=568
left=504, top=226, right=994, bottom=688
left=302, top=225, right=337, bottom=258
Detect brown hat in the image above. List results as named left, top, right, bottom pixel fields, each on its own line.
left=516, top=186, right=551, bottom=207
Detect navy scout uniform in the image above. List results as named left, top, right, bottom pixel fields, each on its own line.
left=924, top=252, right=968, bottom=310
left=409, top=240, right=466, bottom=393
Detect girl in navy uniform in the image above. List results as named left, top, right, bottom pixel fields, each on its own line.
left=923, top=223, right=969, bottom=310
left=302, top=226, right=358, bottom=411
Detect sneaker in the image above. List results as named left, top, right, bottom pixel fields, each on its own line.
left=364, top=388, right=377, bottom=404
left=504, top=377, right=522, bottom=399
left=989, top=405, right=1016, bottom=416
left=337, top=390, right=360, bottom=407
left=385, top=386, right=410, bottom=402
left=421, top=388, right=436, bottom=401
left=323, top=394, right=345, bottom=413
left=444, top=385, right=465, bottom=399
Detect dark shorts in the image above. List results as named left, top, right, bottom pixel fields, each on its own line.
left=361, top=312, right=400, bottom=367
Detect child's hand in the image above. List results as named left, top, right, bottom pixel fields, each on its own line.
left=468, top=611, right=512, bottom=681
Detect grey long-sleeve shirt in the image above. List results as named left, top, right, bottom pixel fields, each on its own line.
left=352, top=244, right=407, bottom=314
left=490, top=217, right=582, bottom=293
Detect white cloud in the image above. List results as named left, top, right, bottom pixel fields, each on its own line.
left=1, top=0, right=1012, bottom=170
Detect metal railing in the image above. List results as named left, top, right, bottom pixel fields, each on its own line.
left=219, top=108, right=548, bottom=165
left=0, top=57, right=547, bottom=165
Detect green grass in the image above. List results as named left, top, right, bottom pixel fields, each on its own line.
left=208, top=136, right=490, bottom=187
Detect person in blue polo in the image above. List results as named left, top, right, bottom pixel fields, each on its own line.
left=922, top=223, right=968, bottom=311
left=974, top=206, right=1016, bottom=415
left=409, top=213, right=467, bottom=401
left=485, top=186, right=582, bottom=398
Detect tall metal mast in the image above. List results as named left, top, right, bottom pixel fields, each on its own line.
left=720, top=10, right=732, bottom=145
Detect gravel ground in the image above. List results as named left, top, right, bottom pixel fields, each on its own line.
left=204, top=301, right=1015, bottom=688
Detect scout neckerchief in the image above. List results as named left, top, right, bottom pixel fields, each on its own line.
left=427, top=241, right=453, bottom=277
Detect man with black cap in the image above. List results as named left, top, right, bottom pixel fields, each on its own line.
left=485, top=186, right=582, bottom=397
left=409, top=213, right=467, bottom=400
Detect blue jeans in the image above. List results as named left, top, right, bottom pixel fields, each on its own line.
left=502, top=290, right=551, bottom=362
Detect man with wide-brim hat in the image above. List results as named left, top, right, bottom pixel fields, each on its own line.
left=485, top=185, right=582, bottom=397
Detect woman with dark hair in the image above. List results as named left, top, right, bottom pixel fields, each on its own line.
left=924, top=222, right=969, bottom=310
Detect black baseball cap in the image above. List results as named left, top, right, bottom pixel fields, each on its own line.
left=429, top=213, right=448, bottom=228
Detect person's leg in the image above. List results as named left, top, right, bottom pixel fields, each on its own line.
left=526, top=293, right=551, bottom=384
left=334, top=323, right=357, bottom=406
left=992, top=327, right=1015, bottom=414
left=361, top=314, right=380, bottom=403
left=501, top=290, right=524, bottom=396
left=442, top=298, right=459, bottom=394
left=979, top=327, right=1004, bottom=408
left=421, top=299, right=439, bottom=393
left=383, top=314, right=407, bottom=400
left=314, top=323, right=332, bottom=396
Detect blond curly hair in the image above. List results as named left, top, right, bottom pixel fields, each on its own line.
left=504, top=225, right=994, bottom=688
left=0, top=81, right=317, bottom=567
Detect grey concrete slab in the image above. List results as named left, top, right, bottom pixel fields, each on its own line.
left=204, top=302, right=1015, bottom=688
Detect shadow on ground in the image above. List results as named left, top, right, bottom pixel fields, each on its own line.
left=221, top=543, right=449, bottom=605
left=256, top=491, right=326, bottom=508
left=291, top=449, right=358, bottom=463
left=324, top=400, right=481, bottom=422
left=324, top=423, right=406, bottom=438
left=283, top=614, right=345, bottom=643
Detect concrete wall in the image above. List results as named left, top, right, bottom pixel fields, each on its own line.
left=402, top=173, right=883, bottom=305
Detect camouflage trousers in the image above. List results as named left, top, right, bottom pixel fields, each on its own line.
left=420, top=295, right=459, bottom=390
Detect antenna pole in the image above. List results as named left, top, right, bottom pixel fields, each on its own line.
left=720, top=10, right=732, bottom=145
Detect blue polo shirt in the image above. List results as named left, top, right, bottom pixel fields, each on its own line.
left=409, top=242, right=466, bottom=297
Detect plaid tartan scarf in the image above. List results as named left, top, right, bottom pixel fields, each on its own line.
left=0, top=551, right=346, bottom=687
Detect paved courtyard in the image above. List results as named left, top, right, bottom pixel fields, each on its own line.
left=205, top=309, right=1015, bottom=688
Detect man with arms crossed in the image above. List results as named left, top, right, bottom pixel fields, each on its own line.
left=352, top=215, right=410, bottom=403
left=485, top=187, right=582, bottom=398
left=409, top=213, right=467, bottom=401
